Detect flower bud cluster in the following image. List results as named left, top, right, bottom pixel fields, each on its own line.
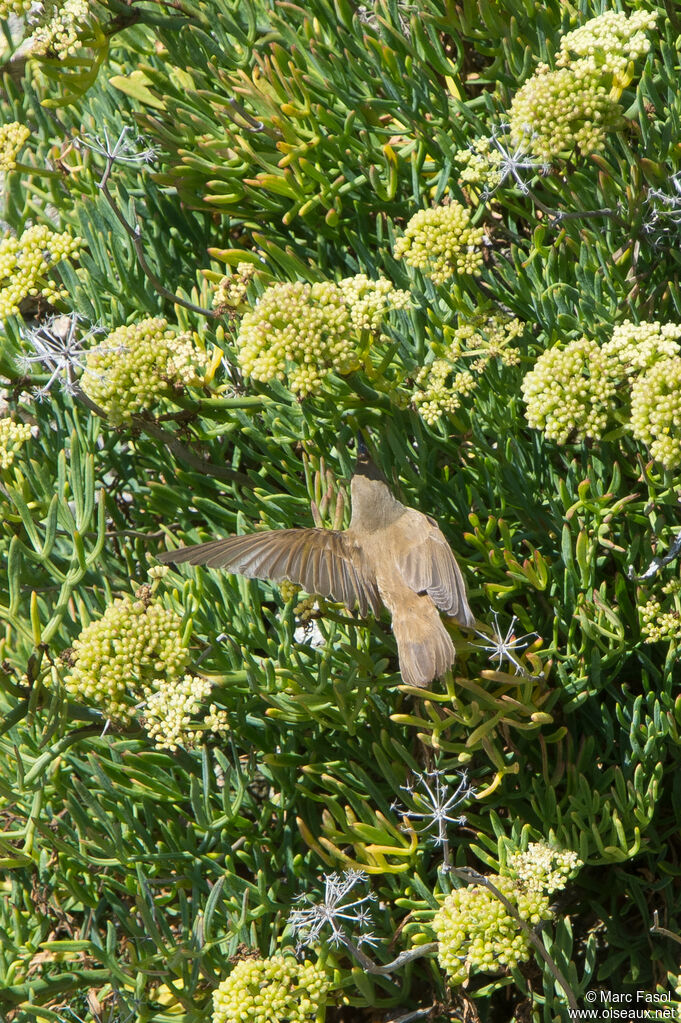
left=143, top=674, right=229, bottom=751
left=213, top=262, right=256, bottom=310
left=0, top=122, right=29, bottom=171
left=28, top=0, right=89, bottom=59
left=413, top=362, right=475, bottom=425
left=81, top=317, right=206, bottom=424
left=280, top=580, right=302, bottom=603
left=601, top=320, right=681, bottom=373
left=433, top=843, right=580, bottom=985
left=212, top=954, right=329, bottom=1023
left=433, top=875, right=550, bottom=984
left=393, top=203, right=484, bottom=284
left=639, top=597, right=681, bottom=645
left=237, top=275, right=407, bottom=396
left=0, top=1, right=32, bottom=15
left=555, top=11, right=657, bottom=79
left=630, top=357, right=681, bottom=469
left=0, top=224, right=82, bottom=323
left=508, top=11, right=656, bottom=160
left=338, top=273, right=410, bottom=331
left=456, top=137, right=506, bottom=191
left=508, top=842, right=582, bottom=895
left=0, top=416, right=32, bottom=469
left=521, top=335, right=613, bottom=443
left=64, top=594, right=189, bottom=721
left=414, top=315, right=523, bottom=425
left=509, top=65, right=619, bottom=160
left=522, top=321, right=681, bottom=464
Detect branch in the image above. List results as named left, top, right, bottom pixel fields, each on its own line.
left=69, top=381, right=250, bottom=487
left=133, top=418, right=251, bottom=486
left=650, top=910, right=681, bottom=947
left=340, top=936, right=438, bottom=976
left=628, top=531, right=681, bottom=581
left=97, top=169, right=218, bottom=320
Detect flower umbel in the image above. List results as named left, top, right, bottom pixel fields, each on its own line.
left=142, top=674, right=230, bottom=751
left=0, top=224, right=82, bottom=324
left=472, top=612, right=538, bottom=676
left=212, top=954, right=329, bottom=1023
left=508, top=11, right=657, bottom=161
left=63, top=591, right=190, bottom=722
left=392, top=768, right=474, bottom=866
left=433, top=843, right=581, bottom=986
left=288, top=870, right=377, bottom=952
left=19, top=313, right=104, bottom=399
left=27, top=0, right=90, bottom=58
left=0, top=416, right=32, bottom=469
left=81, top=317, right=207, bottom=424
left=393, top=202, right=484, bottom=284
left=237, top=275, right=408, bottom=396
left=77, top=125, right=159, bottom=170
left=0, top=121, right=30, bottom=171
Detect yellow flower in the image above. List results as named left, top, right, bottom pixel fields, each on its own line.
left=394, top=203, right=484, bottom=284
left=0, top=122, right=29, bottom=171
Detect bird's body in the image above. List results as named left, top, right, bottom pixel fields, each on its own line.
left=158, top=447, right=474, bottom=687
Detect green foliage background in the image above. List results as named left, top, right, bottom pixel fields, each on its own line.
left=1, top=0, right=681, bottom=1020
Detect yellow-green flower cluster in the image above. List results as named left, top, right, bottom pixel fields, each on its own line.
left=630, top=358, right=681, bottom=470
left=509, top=65, right=619, bottom=160
left=509, top=11, right=656, bottom=160
left=522, top=321, right=681, bottom=463
left=456, top=137, right=507, bottom=190
left=414, top=315, right=523, bottom=425
left=338, top=273, right=410, bottom=331
left=413, top=362, right=475, bottom=425
left=0, top=0, right=32, bottom=15
left=521, top=335, right=614, bottom=444
left=508, top=842, right=582, bottom=895
left=433, top=875, right=550, bottom=984
left=0, top=416, right=31, bottom=469
left=28, top=0, right=89, bottom=58
left=393, top=203, right=484, bottom=284
left=64, top=593, right=189, bottom=721
left=0, top=122, right=29, bottom=172
left=555, top=11, right=657, bottom=80
left=143, top=674, right=229, bottom=751
left=280, top=580, right=302, bottom=603
left=213, top=262, right=256, bottom=310
left=81, top=317, right=206, bottom=424
left=212, top=955, right=329, bottom=1023
left=640, top=597, right=681, bottom=644
left=601, top=320, right=681, bottom=374
left=237, top=275, right=407, bottom=396
left=0, top=224, right=81, bottom=323
left=433, top=843, right=580, bottom=985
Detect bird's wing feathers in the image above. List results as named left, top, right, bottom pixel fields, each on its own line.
left=397, top=517, right=474, bottom=627
left=158, top=530, right=382, bottom=616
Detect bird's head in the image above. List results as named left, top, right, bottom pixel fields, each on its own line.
left=354, top=434, right=388, bottom=484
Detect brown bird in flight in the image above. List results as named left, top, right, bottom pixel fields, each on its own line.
left=157, top=440, right=474, bottom=687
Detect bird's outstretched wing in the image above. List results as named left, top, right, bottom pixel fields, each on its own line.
left=158, top=529, right=382, bottom=616
left=397, top=516, right=475, bottom=627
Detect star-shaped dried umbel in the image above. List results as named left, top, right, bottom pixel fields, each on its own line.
left=19, top=314, right=105, bottom=400
left=392, top=769, right=474, bottom=867
left=288, top=869, right=378, bottom=953
left=77, top=124, right=158, bottom=167
left=472, top=611, right=538, bottom=676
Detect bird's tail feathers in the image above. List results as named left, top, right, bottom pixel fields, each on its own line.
left=392, top=597, right=455, bottom=688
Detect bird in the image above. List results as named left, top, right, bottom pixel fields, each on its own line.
left=157, top=440, right=474, bottom=688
